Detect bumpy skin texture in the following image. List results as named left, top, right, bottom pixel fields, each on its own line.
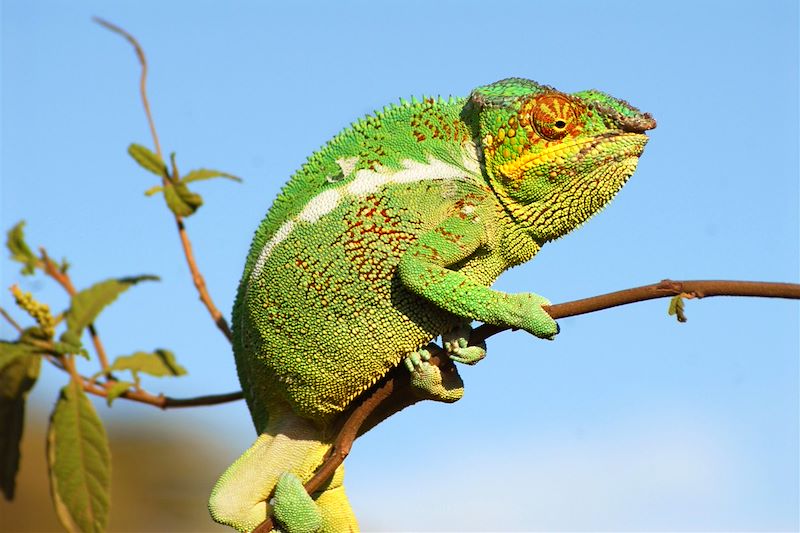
left=209, top=78, right=655, bottom=532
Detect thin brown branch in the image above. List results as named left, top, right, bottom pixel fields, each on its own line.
left=38, top=334, right=244, bottom=408
left=472, top=279, right=800, bottom=343
left=39, top=247, right=112, bottom=371
left=0, top=306, right=23, bottom=333
left=92, top=17, right=162, bottom=158
left=88, top=379, right=243, bottom=409
left=94, top=17, right=233, bottom=343
left=254, top=278, right=800, bottom=532
left=176, top=219, right=233, bottom=341
left=79, top=371, right=243, bottom=409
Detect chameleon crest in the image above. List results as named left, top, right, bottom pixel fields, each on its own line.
left=210, top=78, right=654, bottom=532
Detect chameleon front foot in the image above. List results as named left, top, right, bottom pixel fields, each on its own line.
left=404, top=348, right=464, bottom=403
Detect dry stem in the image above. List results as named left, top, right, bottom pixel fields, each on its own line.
left=94, top=17, right=232, bottom=342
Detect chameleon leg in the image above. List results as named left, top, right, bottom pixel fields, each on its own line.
left=398, top=214, right=559, bottom=340
left=209, top=403, right=357, bottom=532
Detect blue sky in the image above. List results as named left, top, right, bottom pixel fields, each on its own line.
left=2, top=1, right=798, bottom=531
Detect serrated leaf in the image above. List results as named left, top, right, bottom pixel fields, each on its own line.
left=104, top=381, right=133, bottom=407
left=61, top=275, right=159, bottom=346
left=0, top=344, right=41, bottom=500
left=6, top=221, right=38, bottom=276
left=47, top=379, right=111, bottom=533
left=163, top=179, right=203, bottom=217
left=181, top=168, right=242, bottom=185
left=667, top=295, right=688, bottom=323
left=110, top=349, right=187, bottom=378
left=127, top=143, right=168, bottom=177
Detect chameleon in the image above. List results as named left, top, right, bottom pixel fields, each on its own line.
left=208, top=78, right=655, bottom=532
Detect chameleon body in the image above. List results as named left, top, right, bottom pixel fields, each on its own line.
left=209, top=78, right=655, bottom=532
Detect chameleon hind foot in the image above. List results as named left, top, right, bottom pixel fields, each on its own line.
left=442, top=326, right=486, bottom=365
left=273, top=472, right=323, bottom=533
left=404, top=348, right=464, bottom=402
left=272, top=466, right=358, bottom=533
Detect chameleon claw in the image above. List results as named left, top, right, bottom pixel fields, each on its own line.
left=404, top=348, right=464, bottom=403
left=404, top=348, right=429, bottom=372
left=443, top=327, right=486, bottom=365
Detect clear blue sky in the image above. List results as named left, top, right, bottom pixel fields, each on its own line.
left=2, top=1, right=798, bottom=531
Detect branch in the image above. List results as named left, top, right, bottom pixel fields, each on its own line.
left=39, top=247, right=112, bottom=372
left=472, top=279, right=800, bottom=342
left=254, top=278, right=800, bottom=532
left=79, top=372, right=243, bottom=409
left=92, top=17, right=161, bottom=157
left=94, top=17, right=233, bottom=343
left=0, top=306, right=23, bottom=333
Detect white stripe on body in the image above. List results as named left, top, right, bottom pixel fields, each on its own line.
left=248, top=144, right=481, bottom=285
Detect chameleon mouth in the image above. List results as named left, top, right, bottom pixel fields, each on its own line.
left=575, top=131, right=650, bottom=164
left=619, top=112, right=657, bottom=134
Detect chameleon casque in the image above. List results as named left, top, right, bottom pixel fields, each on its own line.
left=209, top=78, right=655, bottom=532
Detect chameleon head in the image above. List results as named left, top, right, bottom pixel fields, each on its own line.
left=467, top=78, right=656, bottom=242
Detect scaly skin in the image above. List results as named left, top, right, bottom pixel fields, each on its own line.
left=209, top=78, right=655, bottom=532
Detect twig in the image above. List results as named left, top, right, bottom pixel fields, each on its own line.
left=94, top=17, right=233, bottom=343
left=77, top=368, right=243, bottom=408
left=176, top=218, right=233, bottom=340
left=37, top=341, right=245, bottom=408
left=39, top=247, right=112, bottom=371
left=0, top=306, right=23, bottom=333
left=254, top=278, right=800, bottom=532
left=92, top=17, right=161, bottom=158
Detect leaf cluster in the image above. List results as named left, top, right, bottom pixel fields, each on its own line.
left=1, top=223, right=189, bottom=531
left=129, top=144, right=241, bottom=217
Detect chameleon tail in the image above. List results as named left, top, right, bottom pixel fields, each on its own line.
left=208, top=403, right=357, bottom=532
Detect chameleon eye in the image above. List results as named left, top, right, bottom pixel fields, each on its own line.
left=531, top=95, right=577, bottom=141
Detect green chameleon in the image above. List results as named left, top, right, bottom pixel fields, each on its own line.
left=209, top=78, right=655, bottom=532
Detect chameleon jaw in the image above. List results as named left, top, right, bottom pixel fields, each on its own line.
left=496, top=132, right=650, bottom=185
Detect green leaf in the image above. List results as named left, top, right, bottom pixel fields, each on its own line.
left=145, top=168, right=242, bottom=197
left=0, top=343, right=41, bottom=500
left=667, top=295, right=688, bottom=323
left=61, top=275, right=159, bottom=346
left=104, top=381, right=134, bottom=407
left=0, top=340, right=39, bottom=371
left=52, top=339, right=90, bottom=360
left=47, top=379, right=111, bottom=533
left=163, top=179, right=203, bottom=217
left=181, top=168, right=242, bottom=185
left=110, top=349, right=187, bottom=378
left=143, top=184, right=163, bottom=197
left=6, top=221, right=38, bottom=276
left=127, top=143, right=168, bottom=177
